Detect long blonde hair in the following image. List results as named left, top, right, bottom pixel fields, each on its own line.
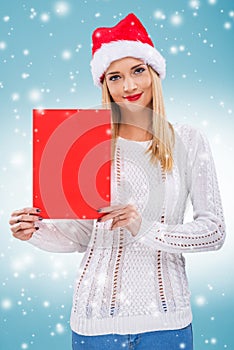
left=102, top=65, right=175, bottom=172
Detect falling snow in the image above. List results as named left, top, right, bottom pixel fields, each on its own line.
left=61, top=50, right=72, bottom=60
left=0, top=1, right=233, bottom=350
left=40, top=13, right=50, bottom=22
left=153, top=10, right=166, bottom=20
left=0, top=41, right=7, bottom=50
left=54, top=1, right=70, bottom=16
left=170, top=12, right=183, bottom=26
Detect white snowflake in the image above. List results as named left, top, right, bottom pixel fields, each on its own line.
left=0, top=41, right=6, bottom=50
left=3, top=16, right=10, bottom=22
left=195, top=295, right=207, bottom=306
left=54, top=1, right=70, bottom=16
left=224, top=22, right=232, bottom=30
left=208, top=0, right=216, bottom=4
left=210, top=338, right=217, bottom=344
left=153, top=10, right=166, bottom=20
left=1, top=298, right=12, bottom=310
left=30, top=8, right=37, bottom=19
left=170, top=46, right=178, bottom=54
left=189, top=0, right=200, bottom=10
left=23, top=49, right=29, bottom=56
left=170, top=13, right=183, bottom=26
left=40, top=13, right=50, bottom=22
left=56, top=323, right=65, bottom=334
left=12, top=93, right=20, bottom=101
left=28, top=89, right=42, bottom=102
left=76, top=44, right=82, bottom=52
left=43, top=301, right=50, bottom=308
left=62, top=50, right=72, bottom=60
left=21, top=73, right=30, bottom=79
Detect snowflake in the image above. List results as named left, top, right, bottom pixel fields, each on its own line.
left=170, top=13, right=183, bottom=26
left=54, top=1, right=70, bottom=16
left=28, top=89, right=42, bottom=102
left=3, top=16, right=10, bottom=22
left=56, top=323, right=65, bottom=334
left=30, top=8, right=37, bottom=20
left=153, top=10, right=166, bottom=20
left=0, top=41, right=6, bottom=50
left=224, top=22, right=232, bottom=30
left=43, top=301, right=50, bottom=308
left=40, top=13, right=50, bottom=22
left=1, top=298, right=12, bottom=310
left=62, top=50, right=72, bottom=60
left=195, top=295, right=207, bottom=306
left=189, top=0, right=200, bottom=10
left=208, top=0, right=216, bottom=4
left=210, top=338, right=217, bottom=344
left=22, top=73, right=30, bottom=79
left=12, top=93, right=20, bottom=101
left=170, top=46, right=178, bottom=54
left=23, top=49, right=29, bottom=55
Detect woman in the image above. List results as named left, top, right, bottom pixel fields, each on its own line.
left=9, top=13, right=225, bottom=350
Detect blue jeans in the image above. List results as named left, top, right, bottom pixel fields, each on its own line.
left=72, top=323, right=193, bottom=349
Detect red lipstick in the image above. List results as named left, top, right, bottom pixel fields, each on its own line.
left=124, top=92, right=143, bottom=102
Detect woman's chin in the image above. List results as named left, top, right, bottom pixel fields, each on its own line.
left=117, top=101, right=147, bottom=113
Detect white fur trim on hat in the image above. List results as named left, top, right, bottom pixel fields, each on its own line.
left=90, top=40, right=166, bottom=87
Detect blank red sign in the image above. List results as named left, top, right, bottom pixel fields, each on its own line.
left=33, top=109, right=111, bottom=219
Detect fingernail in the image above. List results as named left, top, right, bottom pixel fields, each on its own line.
left=36, top=208, right=41, bottom=213
left=35, top=227, right=39, bottom=230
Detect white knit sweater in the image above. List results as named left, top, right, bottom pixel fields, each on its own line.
left=29, top=123, right=225, bottom=336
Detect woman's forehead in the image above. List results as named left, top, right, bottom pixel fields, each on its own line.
left=106, top=57, right=145, bottom=72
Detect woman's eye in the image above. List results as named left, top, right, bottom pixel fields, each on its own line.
left=109, top=75, right=120, bottom=81
left=134, top=67, right=145, bottom=74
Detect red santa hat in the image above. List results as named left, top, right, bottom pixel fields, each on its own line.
left=90, top=13, right=166, bottom=87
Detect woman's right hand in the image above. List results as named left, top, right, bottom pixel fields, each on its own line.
left=9, top=207, right=42, bottom=241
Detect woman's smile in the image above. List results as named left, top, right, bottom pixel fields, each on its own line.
left=123, top=92, right=143, bottom=102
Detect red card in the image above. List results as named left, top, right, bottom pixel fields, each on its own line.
left=33, top=109, right=111, bottom=219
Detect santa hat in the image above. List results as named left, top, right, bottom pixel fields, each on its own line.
left=90, top=13, right=166, bottom=87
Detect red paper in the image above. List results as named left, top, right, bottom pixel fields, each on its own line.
left=33, top=109, right=111, bottom=219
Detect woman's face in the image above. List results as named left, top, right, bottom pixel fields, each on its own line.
left=105, top=57, right=153, bottom=112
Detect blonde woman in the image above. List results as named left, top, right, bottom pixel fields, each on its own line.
left=9, top=13, right=225, bottom=350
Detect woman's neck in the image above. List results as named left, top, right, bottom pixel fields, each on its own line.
left=118, top=108, right=153, bottom=141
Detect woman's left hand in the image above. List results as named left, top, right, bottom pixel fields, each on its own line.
left=97, top=204, right=142, bottom=237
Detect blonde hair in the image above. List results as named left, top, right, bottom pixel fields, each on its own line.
left=102, top=65, right=175, bottom=172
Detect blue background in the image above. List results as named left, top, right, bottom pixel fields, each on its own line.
left=0, top=1, right=233, bottom=349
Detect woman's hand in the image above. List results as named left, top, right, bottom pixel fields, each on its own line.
left=97, top=204, right=142, bottom=237
left=9, top=207, right=42, bottom=241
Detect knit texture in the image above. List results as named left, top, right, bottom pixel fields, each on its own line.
left=29, top=123, right=225, bottom=335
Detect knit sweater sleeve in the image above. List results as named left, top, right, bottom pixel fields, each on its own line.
left=28, top=219, right=94, bottom=253
left=137, top=126, right=226, bottom=253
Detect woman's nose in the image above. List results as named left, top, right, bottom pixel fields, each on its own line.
left=123, top=76, right=137, bottom=92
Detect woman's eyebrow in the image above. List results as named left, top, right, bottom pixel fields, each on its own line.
left=131, top=63, right=145, bottom=70
left=106, top=63, right=146, bottom=76
left=106, top=71, right=120, bottom=76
